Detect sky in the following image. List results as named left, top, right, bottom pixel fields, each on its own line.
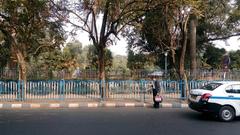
left=213, top=36, right=240, bottom=52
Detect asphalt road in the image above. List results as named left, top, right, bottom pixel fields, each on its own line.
left=0, top=108, right=240, bottom=135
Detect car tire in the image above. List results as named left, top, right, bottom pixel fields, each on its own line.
left=218, top=106, right=235, bottom=122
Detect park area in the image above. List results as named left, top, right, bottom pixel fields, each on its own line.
left=1, top=1, right=240, bottom=102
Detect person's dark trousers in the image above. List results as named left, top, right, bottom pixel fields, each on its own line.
left=154, top=100, right=159, bottom=108
left=152, top=88, right=159, bottom=108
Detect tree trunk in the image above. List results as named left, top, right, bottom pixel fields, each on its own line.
left=179, top=16, right=190, bottom=99
left=98, top=46, right=106, bottom=99
left=179, top=32, right=187, bottom=80
left=189, top=16, right=197, bottom=80
left=12, top=43, right=27, bottom=100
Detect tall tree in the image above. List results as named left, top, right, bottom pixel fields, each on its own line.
left=189, top=15, right=197, bottom=79
left=54, top=0, right=160, bottom=98
left=193, top=0, right=240, bottom=78
left=0, top=0, right=65, bottom=81
left=127, top=0, right=203, bottom=80
left=196, top=0, right=240, bottom=55
left=127, top=0, right=240, bottom=79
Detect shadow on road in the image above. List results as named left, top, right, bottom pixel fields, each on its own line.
left=181, top=110, right=240, bottom=122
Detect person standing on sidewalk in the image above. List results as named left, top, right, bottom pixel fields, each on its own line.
left=152, top=77, right=160, bottom=108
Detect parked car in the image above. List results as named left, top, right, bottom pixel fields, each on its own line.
left=188, top=81, right=240, bottom=122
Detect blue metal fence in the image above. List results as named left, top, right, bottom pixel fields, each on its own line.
left=0, top=80, right=211, bottom=101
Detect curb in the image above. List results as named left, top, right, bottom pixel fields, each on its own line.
left=0, top=102, right=189, bottom=109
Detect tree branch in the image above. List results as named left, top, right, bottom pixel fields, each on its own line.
left=91, top=7, right=99, bottom=44
left=99, top=1, right=110, bottom=46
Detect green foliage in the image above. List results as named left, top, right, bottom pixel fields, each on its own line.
left=31, top=50, right=67, bottom=70
left=29, top=40, right=85, bottom=72
left=0, top=32, right=11, bottom=68
left=229, top=50, right=240, bottom=69
left=197, top=0, right=240, bottom=46
left=127, top=50, right=147, bottom=70
left=28, top=47, right=79, bottom=79
left=0, top=0, right=65, bottom=61
left=126, top=0, right=240, bottom=73
left=112, top=55, right=127, bottom=70
left=63, top=40, right=83, bottom=67
left=203, top=45, right=226, bottom=69
left=141, top=6, right=171, bottom=53
left=87, top=45, right=113, bottom=70
left=87, top=45, right=98, bottom=69
left=31, top=43, right=128, bottom=74
left=61, top=0, right=163, bottom=82
left=64, top=40, right=82, bottom=58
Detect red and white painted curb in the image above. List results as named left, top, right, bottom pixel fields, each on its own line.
left=0, top=102, right=189, bottom=109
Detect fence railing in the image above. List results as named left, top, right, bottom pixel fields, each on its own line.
left=1, top=68, right=240, bottom=80
left=0, top=80, right=212, bottom=102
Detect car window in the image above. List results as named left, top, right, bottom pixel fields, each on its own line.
left=226, top=84, right=240, bottom=94
left=200, top=83, right=222, bottom=91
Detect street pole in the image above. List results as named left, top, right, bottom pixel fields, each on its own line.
left=164, top=51, right=168, bottom=79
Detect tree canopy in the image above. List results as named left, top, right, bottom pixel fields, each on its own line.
left=0, top=0, right=65, bottom=80
left=126, top=0, right=240, bottom=79
left=1, top=0, right=240, bottom=82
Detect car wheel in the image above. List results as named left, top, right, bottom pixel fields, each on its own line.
left=218, top=106, right=235, bottom=122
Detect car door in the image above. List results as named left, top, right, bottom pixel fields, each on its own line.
left=225, top=84, right=240, bottom=115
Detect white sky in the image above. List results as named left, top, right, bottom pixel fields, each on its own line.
left=213, top=36, right=240, bottom=52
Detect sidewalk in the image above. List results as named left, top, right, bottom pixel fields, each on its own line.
left=0, top=98, right=189, bottom=109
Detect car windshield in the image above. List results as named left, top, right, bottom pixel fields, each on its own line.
left=200, top=83, right=222, bottom=91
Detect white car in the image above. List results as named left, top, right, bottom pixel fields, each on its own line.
left=188, top=81, right=240, bottom=122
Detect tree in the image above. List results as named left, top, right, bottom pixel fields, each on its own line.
left=0, top=31, right=11, bottom=68
left=54, top=0, right=160, bottom=98
left=196, top=0, right=240, bottom=57
left=127, top=0, right=203, bottom=80
left=189, top=15, right=197, bottom=79
left=127, top=50, right=147, bottom=71
left=193, top=0, right=240, bottom=76
left=203, top=45, right=226, bottom=69
left=127, top=50, right=147, bottom=79
left=198, top=0, right=240, bottom=43
left=183, top=0, right=240, bottom=79
left=64, top=40, right=83, bottom=67
left=112, top=55, right=127, bottom=71
left=127, top=0, right=240, bottom=80
left=229, top=50, right=240, bottom=70
left=87, top=45, right=113, bottom=71
left=29, top=50, right=66, bottom=79
left=65, top=40, right=83, bottom=59
left=0, top=0, right=65, bottom=82
left=81, top=45, right=91, bottom=69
